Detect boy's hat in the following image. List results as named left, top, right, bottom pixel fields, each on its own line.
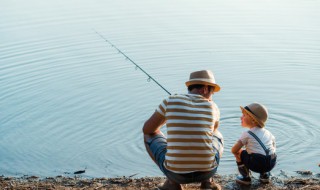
left=185, top=70, right=221, bottom=92
left=240, top=103, right=268, bottom=127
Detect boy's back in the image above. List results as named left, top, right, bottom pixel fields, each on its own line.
left=239, top=127, right=276, bottom=155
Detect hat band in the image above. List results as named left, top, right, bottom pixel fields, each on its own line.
left=188, top=78, right=215, bottom=83
left=245, top=106, right=256, bottom=116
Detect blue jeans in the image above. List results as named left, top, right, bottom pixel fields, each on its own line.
left=145, top=133, right=222, bottom=184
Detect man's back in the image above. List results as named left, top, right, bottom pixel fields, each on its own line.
left=156, top=94, right=220, bottom=173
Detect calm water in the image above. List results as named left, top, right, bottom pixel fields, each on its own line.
left=1, top=0, right=320, bottom=178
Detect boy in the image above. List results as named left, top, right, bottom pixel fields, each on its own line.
left=231, top=103, right=277, bottom=185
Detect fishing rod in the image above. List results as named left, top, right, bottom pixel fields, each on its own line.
left=93, top=29, right=171, bottom=95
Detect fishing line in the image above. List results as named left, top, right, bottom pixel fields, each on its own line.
left=93, top=29, right=171, bottom=95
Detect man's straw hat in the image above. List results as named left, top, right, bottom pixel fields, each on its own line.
left=240, top=103, right=268, bottom=128
left=185, top=70, right=221, bottom=92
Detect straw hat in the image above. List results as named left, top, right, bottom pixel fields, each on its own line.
left=240, top=103, right=268, bottom=128
left=185, top=70, right=221, bottom=92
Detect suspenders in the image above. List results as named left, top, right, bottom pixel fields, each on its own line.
left=248, top=131, right=270, bottom=156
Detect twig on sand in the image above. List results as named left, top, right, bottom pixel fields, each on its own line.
left=129, top=173, right=139, bottom=178
left=74, top=170, right=86, bottom=175
left=300, top=185, right=310, bottom=189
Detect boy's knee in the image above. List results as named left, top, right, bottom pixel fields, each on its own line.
left=231, top=148, right=240, bottom=156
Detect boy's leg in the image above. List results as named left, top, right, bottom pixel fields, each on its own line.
left=259, top=172, right=271, bottom=183
left=235, top=150, right=251, bottom=185
left=230, top=138, right=250, bottom=181
left=259, top=154, right=276, bottom=183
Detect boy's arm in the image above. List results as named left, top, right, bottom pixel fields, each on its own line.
left=231, top=141, right=243, bottom=154
left=214, top=121, right=219, bottom=131
left=231, top=141, right=244, bottom=162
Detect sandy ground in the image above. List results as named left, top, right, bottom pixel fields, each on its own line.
left=1, top=173, right=319, bottom=190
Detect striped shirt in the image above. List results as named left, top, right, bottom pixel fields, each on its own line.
left=156, top=94, right=220, bottom=173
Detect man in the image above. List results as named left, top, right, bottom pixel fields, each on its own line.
left=143, top=70, right=224, bottom=190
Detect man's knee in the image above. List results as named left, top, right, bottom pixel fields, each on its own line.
left=143, top=131, right=167, bottom=167
left=144, top=130, right=164, bottom=143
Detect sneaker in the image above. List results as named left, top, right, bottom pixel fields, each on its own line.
left=158, top=179, right=183, bottom=190
left=259, top=172, right=270, bottom=183
left=235, top=175, right=251, bottom=185
left=200, top=180, right=221, bottom=190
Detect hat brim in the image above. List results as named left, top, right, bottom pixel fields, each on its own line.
left=185, top=81, right=221, bottom=92
left=240, top=106, right=265, bottom=127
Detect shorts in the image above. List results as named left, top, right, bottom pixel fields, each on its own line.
left=145, top=132, right=223, bottom=184
left=241, top=150, right=277, bottom=173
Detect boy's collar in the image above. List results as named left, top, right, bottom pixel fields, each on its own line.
left=250, top=126, right=264, bottom=131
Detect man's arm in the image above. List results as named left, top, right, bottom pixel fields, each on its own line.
left=143, top=111, right=166, bottom=135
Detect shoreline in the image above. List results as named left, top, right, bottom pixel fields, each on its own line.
left=1, top=173, right=319, bottom=189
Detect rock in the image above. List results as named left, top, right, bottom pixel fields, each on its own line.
left=296, top=170, right=313, bottom=175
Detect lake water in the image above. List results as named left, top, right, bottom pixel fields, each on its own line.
left=0, top=0, right=319, bottom=178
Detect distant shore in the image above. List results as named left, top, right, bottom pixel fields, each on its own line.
left=1, top=173, right=319, bottom=189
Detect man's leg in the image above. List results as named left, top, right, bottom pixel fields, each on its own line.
left=144, top=130, right=164, bottom=164
left=200, top=178, right=221, bottom=190
left=144, top=131, right=183, bottom=190
left=199, top=133, right=223, bottom=190
left=158, top=179, right=183, bottom=190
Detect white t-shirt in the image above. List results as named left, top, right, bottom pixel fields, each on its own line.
left=239, top=127, right=276, bottom=155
